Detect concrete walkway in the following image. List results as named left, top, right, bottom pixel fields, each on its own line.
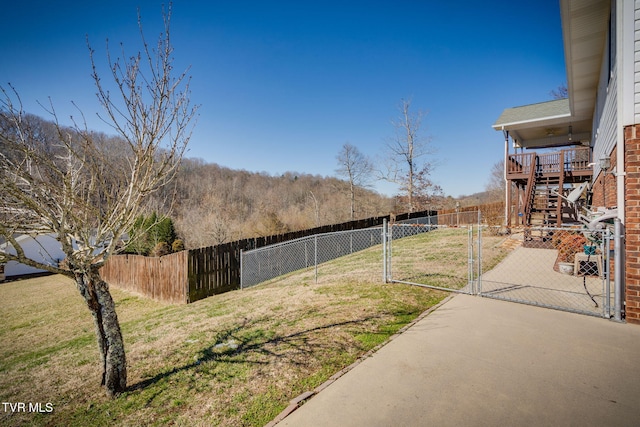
left=479, top=246, right=607, bottom=316
left=276, top=294, right=640, bottom=426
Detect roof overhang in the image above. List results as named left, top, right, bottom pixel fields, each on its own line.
left=493, top=0, right=610, bottom=150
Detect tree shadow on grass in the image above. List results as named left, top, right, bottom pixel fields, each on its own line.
left=127, top=314, right=381, bottom=393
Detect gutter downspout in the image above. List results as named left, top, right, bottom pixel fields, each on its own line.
left=616, top=0, right=630, bottom=225
left=614, top=0, right=633, bottom=320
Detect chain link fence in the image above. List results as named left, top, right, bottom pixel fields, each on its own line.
left=385, top=223, right=475, bottom=293
left=241, top=210, right=623, bottom=321
left=241, top=212, right=479, bottom=290
left=478, top=226, right=615, bottom=318
left=396, top=211, right=481, bottom=227
left=385, top=212, right=623, bottom=320
left=240, top=227, right=384, bottom=289
left=384, top=212, right=482, bottom=293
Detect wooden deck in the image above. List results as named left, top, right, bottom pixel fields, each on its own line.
left=507, top=147, right=592, bottom=183
left=505, top=147, right=593, bottom=227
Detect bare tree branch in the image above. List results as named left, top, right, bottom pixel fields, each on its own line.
left=335, top=143, right=373, bottom=220
left=0, top=4, right=197, bottom=397
left=379, top=98, right=437, bottom=212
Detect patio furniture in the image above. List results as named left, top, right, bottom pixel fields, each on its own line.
left=552, top=181, right=590, bottom=205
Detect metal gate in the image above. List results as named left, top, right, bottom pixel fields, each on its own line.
left=383, top=212, right=480, bottom=295
left=384, top=214, right=624, bottom=320
left=477, top=226, right=617, bottom=318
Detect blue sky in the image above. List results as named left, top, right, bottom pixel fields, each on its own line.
left=1, top=1, right=566, bottom=198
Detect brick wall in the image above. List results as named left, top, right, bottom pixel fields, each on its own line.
left=590, top=148, right=618, bottom=281
left=624, top=125, right=640, bottom=324
left=591, top=149, right=618, bottom=209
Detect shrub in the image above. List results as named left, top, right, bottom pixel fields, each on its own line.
left=172, top=239, right=185, bottom=252
left=483, top=202, right=505, bottom=235
left=555, top=232, right=587, bottom=263
left=124, top=213, right=180, bottom=256
left=150, top=242, right=171, bottom=257
left=550, top=230, right=569, bottom=249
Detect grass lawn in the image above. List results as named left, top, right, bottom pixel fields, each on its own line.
left=0, top=228, right=507, bottom=426
left=390, top=227, right=507, bottom=289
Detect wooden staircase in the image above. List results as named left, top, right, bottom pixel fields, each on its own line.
left=530, top=175, right=563, bottom=225
left=505, top=147, right=592, bottom=228
left=524, top=158, right=565, bottom=226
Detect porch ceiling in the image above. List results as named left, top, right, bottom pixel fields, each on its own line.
left=492, top=0, right=609, bottom=150
left=562, top=0, right=610, bottom=124
left=492, top=99, right=592, bottom=149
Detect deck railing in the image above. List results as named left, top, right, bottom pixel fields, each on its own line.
left=507, top=146, right=591, bottom=177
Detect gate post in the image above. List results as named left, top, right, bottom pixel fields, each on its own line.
left=477, top=224, right=483, bottom=295
left=468, top=226, right=474, bottom=294
left=604, top=229, right=611, bottom=318
left=382, top=219, right=388, bottom=283
left=314, top=235, right=318, bottom=284
left=240, top=249, right=244, bottom=290
left=614, top=219, right=624, bottom=322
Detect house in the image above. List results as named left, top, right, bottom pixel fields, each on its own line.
left=0, top=234, right=65, bottom=279
left=493, top=0, right=640, bottom=324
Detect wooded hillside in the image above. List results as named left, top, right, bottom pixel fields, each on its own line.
left=3, top=114, right=503, bottom=251
left=163, top=158, right=395, bottom=248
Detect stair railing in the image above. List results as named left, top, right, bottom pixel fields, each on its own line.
left=523, top=154, right=539, bottom=224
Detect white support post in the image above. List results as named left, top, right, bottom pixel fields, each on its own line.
left=503, top=129, right=510, bottom=227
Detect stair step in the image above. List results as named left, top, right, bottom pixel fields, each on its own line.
left=500, top=237, right=523, bottom=250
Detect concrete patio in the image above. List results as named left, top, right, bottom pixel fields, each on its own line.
left=275, top=294, right=640, bottom=426
left=480, top=246, right=610, bottom=317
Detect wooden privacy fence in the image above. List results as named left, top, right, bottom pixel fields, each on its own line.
left=101, top=208, right=450, bottom=304
left=100, top=251, right=189, bottom=304
left=437, top=202, right=505, bottom=226
left=187, top=243, right=239, bottom=303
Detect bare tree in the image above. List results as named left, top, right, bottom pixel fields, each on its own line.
left=381, top=98, right=437, bottom=212
left=335, top=143, right=373, bottom=220
left=550, top=83, right=568, bottom=99
left=485, top=159, right=505, bottom=202
left=307, top=191, right=321, bottom=226
left=0, top=6, right=197, bottom=397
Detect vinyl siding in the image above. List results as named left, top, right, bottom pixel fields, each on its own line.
left=593, top=62, right=617, bottom=176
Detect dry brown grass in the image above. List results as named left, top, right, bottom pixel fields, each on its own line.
left=389, top=226, right=508, bottom=289
left=0, top=229, right=507, bottom=426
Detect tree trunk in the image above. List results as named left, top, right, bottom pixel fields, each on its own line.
left=75, top=270, right=127, bottom=397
